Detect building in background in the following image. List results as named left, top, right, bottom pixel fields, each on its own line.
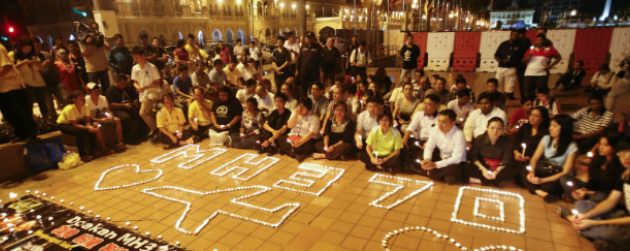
left=490, top=9, right=536, bottom=29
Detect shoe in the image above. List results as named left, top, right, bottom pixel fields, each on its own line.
left=593, top=239, right=617, bottom=251
left=267, top=147, right=278, bottom=156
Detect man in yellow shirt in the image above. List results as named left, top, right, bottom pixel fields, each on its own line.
left=157, top=94, right=193, bottom=149
left=188, top=87, right=213, bottom=142
left=184, top=34, right=208, bottom=64
left=0, top=43, right=37, bottom=141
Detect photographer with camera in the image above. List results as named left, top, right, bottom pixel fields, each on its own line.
left=79, top=22, right=111, bottom=92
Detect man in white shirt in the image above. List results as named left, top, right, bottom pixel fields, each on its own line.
left=447, top=89, right=474, bottom=124
left=284, top=32, right=300, bottom=78
left=255, top=84, right=274, bottom=116
left=248, top=41, right=261, bottom=72
left=403, top=94, right=440, bottom=170
left=130, top=46, right=161, bottom=136
left=355, top=96, right=383, bottom=150
left=420, top=109, right=467, bottom=184
left=463, top=93, right=507, bottom=146
left=236, top=79, right=257, bottom=107
left=233, top=39, right=245, bottom=61
left=278, top=97, right=320, bottom=162
left=349, top=41, right=371, bottom=81
left=238, top=58, right=258, bottom=81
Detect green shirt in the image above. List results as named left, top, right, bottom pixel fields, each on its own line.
left=366, top=126, right=403, bottom=157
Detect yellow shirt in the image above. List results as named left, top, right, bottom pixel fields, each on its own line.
left=184, top=44, right=209, bottom=60
left=188, top=99, right=213, bottom=126
left=0, top=44, right=25, bottom=93
left=157, top=107, right=186, bottom=133
left=223, top=65, right=240, bottom=85
left=57, top=104, right=89, bottom=124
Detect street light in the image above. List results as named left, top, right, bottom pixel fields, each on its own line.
left=291, top=3, right=296, bottom=9
left=280, top=2, right=285, bottom=8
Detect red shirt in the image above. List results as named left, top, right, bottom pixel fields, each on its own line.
left=220, top=47, right=231, bottom=64
left=509, top=107, right=529, bottom=126
left=55, top=60, right=80, bottom=92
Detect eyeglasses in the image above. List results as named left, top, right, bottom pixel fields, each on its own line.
left=617, top=152, right=630, bottom=158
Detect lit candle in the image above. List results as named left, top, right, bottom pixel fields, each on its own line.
left=526, top=165, right=533, bottom=172
left=515, top=125, right=520, bottom=129
left=414, top=141, right=420, bottom=147
left=587, top=151, right=594, bottom=158
left=194, top=118, right=198, bottom=125
left=9, top=192, right=18, bottom=202
left=104, top=112, right=111, bottom=118
left=324, top=146, right=328, bottom=151
left=459, top=118, right=464, bottom=122
left=571, top=209, right=579, bottom=215
left=374, top=151, right=379, bottom=161
left=566, top=181, right=575, bottom=192
left=96, top=123, right=102, bottom=128
left=521, top=143, right=527, bottom=156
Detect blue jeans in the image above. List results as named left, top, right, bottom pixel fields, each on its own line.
left=575, top=200, right=630, bottom=246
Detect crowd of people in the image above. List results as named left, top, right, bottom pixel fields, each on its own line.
left=2, top=24, right=630, bottom=250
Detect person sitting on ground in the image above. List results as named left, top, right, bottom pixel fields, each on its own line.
left=512, top=107, right=551, bottom=175
left=449, top=75, right=475, bottom=102
left=561, top=132, right=625, bottom=203
left=554, top=60, right=585, bottom=91
left=355, top=96, right=383, bottom=151
left=556, top=137, right=630, bottom=251
left=157, top=94, right=193, bottom=149
left=357, top=89, right=374, bottom=114
left=188, top=87, right=213, bottom=142
left=416, top=75, right=435, bottom=101
left=209, top=59, right=232, bottom=87
left=282, top=82, right=298, bottom=112
left=432, top=76, right=450, bottom=106
left=239, top=58, right=258, bottom=81
left=259, top=93, right=291, bottom=155
left=466, top=117, right=516, bottom=186
left=309, top=82, right=329, bottom=121
left=477, top=78, right=506, bottom=111
left=57, top=91, right=108, bottom=161
left=360, top=111, right=403, bottom=174
left=447, top=89, right=474, bottom=124
left=231, top=97, right=265, bottom=149
left=526, top=114, right=578, bottom=203
left=393, top=82, right=421, bottom=132
left=278, top=97, right=321, bottom=162
left=322, top=84, right=350, bottom=134
left=211, top=86, right=242, bottom=134
left=464, top=93, right=507, bottom=147
left=106, top=73, right=146, bottom=144
left=587, top=63, right=614, bottom=96
left=387, top=75, right=409, bottom=110
left=420, top=109, right=467, bottom=185
left=86, top=83, right=125, bottom=152
left=191, top=61, right=212, bottom=91
left=236, top=79, right=257, bottom=107
left=508, top=95, right=535, bottom=133
left=534, top=86, right=560, bottom=116
left=254, top=83, right=274, bottom=116
left=403, top=94, right=440, bottom=173
left=173, top=64, right=193, bottom=109
left=313, top=102, right=355, bottom=160
left=572, top=95, right=614, bottom=153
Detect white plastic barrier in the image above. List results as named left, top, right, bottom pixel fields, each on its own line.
left=426, top=32, right=455, bottom=71
left=609, top=27, right=630, bottom=73
left=547, top=29, right=576, bottom=74
left=477, top=31, right=510, bottom=73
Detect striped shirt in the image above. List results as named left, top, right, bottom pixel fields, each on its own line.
left=571, top=108, right=613, bottom=135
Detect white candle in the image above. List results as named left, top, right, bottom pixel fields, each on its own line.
left=9, top=192, right=18, bottom=201
left=571, top=209, right=579, bottom=215
left=521, top=143, right=527, bottom=156
left=587, top=152, right=594, bottom=158
left=526, top=165, right=533, bottom=172
left=374, top=151, right=379, bottom=161
left=515, top=125, right=520, bottom=129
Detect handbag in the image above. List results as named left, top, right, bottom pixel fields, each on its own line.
left=535, top=159, right=563, bottom=178
left=58, top=152, right=83, bottom=170
left=25, top=139, right=66, bottom=173
left=209, top=129, right=229, bottom=146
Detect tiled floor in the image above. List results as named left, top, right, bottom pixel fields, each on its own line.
left=0, top=142, right=596, bottom=251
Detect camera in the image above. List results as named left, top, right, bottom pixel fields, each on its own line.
left=71, top=21, right=105, bottom=47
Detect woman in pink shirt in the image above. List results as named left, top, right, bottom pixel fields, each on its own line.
left=522, top=34, right=561, bottom=97
left=55, top=47, right=83, bottom=92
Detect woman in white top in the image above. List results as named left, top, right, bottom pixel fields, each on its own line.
left=86, top=83, right=125, bottom=151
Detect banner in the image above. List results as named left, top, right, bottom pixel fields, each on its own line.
left=0, top=195, right=190, bottom=251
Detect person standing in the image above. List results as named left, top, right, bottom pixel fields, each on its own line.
left=516, top=28, right=531, bottom=97
left=494, top=30, right=523, bottom=100
left=284, top=32, right=300, bottom=78
left=80, top=29, right=111, bottom=92
left=130, top=46, right=162, bottom=139
left=233, top=39, right=245, bottom=62
left=108, top=34, right=134, bottom=76
left=346, top=35, right=359, bottom=74
left=272, top=36, right=291, bottom=92
left=0, top=43, right=37, bottom=141
left=522, top=34, right=561, bottom=97
left=321, top=37, right=341, bottom=88
left=349, top=41, right=372, bottom=82
left=145, top=37, right=167, bottom=74
left=399, top=33, right=421, bottom=84
left=605, top=43, right=630, bottom=112
left=296, top=32, right=323, bottom=96
left=217, top=41, right=231, bottom=65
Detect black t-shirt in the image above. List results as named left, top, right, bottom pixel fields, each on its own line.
left=145, top=46, right=166, bottom=70
left=105, top=85, right=138, bottom=106
left=513, top=123, right=548, bottom=157
left=324, top=119, right=355, bottom=145
left=588, top=156, right=624, bottom=192
left=400, top=44, right=420, bottom=69
left=613, top=178, right=630, bottom=212
left=267, top=109, right=292, bottom=130
left=271, top=48, right=291, bottom=70
left=321, top=46, right=341, bottom=73
left=212, top=98, right=243, bottom=127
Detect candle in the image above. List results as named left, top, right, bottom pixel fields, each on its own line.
left=459, top=118, right=464, bottom=122
left=324, top=146, right=328, bottom=151
left=515, top=125, right=520, bottom=129
left=104, top=112, right=111, bottom=118
left=96, top=123, right=102, bottom=128
left=567, top=181, right=575, bottom=192
left=374, top=151, right=379, bottom=161
left=414, top=141, right=420, bottom=147
left=587, top=152, right=594, bottom=158
left=526, top=165, right=533, bottom=172
left=521, top=143, right=527, bottom=156
left=571, top=209, right=579, bottom=215
left=9, top=192, right=18, bottom=201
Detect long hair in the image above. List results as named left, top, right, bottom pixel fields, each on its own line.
left=548, top=114, right=575, bottom=158
left=616, top=137, right=630, bottom=181
left=529, top=106, right=551, bottom=135
left=13, top=36, right=35, bottom=62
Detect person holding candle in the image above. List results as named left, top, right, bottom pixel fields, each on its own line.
left=420, top=109, right=467, bottom=185
left=312, top=102, right=355, bottom=160
left=278, top=97, right=320, bottom=162
left=559, top=132, right=625, bottom=203
left=355, top=96, right=384, bottom=151
left=230, top=97, right=265, bottom=149
left=85, top=83, right=125, bottom=152
left=188, top=87, right=213, bottom=142
left=259, top=93, right=291, bottom=156
left=402, top=94, right=440, bottom=172
left=556, top=137, right=630, bottom=251
left=57, top=91, right=107, bottom=161
left=157, top=94, right=193, bottom=149
left=464, top=93, right=507, bottom=148
left=360, top=111, right=403, bottom=174
left=210, top=86, right=243, bottom=134
left=526, top=114, right=578, bottom=202
left=446, top=89, right=474, bottom=124
left=507, top=95, right=535, bottom=134
left=512, top=107, right=551, bottom=185
left=465, top=117, right=516, bottom=186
